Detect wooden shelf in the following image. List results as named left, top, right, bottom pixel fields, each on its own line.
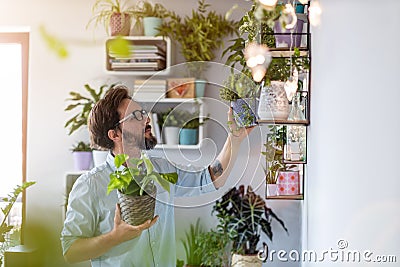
left=257, top=119, right=309, bottom=126
left=154, top=144, right=201, bottom=150
left=266, top=194, right=303, bottom=200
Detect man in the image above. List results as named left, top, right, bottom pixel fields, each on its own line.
left=61, top=85, right=253, bottom=266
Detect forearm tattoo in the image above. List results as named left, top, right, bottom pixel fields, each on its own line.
left=210, top=160, right=223, bottom=177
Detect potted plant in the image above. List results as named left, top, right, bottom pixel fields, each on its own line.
left=0, top=182, right=36, bottom=266
left=159, top=108, right=183, bottom=145
left=179, top=110, right=208, bottom=145
left=71, top=141, right=93, bottom=171
left=107, top=153, right=177, bottom=226
left=132, top=1, right=169, bottom=36
left=214, top=185, right=288, bottom=267
left=220, top=72, right=258, bottom=128
left=64, top=83, right=116, bottom=166
left=158, top=0, right=238, bottom=95
left=87, top=0, right=137, bottom=36
left=181, top=218, right=204, bottom=267
left=262, top=126, right=296, bottom=196
left=196, top=207, right=232, bottom=267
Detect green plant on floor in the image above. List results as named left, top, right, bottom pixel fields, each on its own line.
left=0, top=181, right=36, bottom=266
left=64, top=83, right=116, bottom=135
left=214, top=185, right=288, bottom=255
left=70, top=141, right=92, bottom=152
left=181, top=218, right=204, bottom=267
left=107, top=153, right=178, bottom=197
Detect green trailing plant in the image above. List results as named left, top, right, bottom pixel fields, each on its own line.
left=159, top=108, right=184, bottom=128
left=181, top=218, right=204, bottom=266
left=64, top=83, right=116, bottom=135
left=214, top=185, right=288, bottom=255
left=223, top=2, right=309, bottom=85
left=220, top=73, right=258, bottom=102
left=87, top=0, right=136, bottom=35
left=107, top=153, right=178, bottom=197
left=0, top=181, right=36, bottom=266
left=158, top=0, right=238, bottom=77
left=71, top=141, right=92, bottom=152
left=180, top=110, right=209, bottom=129
left=262, top=125, right=296, bottom=184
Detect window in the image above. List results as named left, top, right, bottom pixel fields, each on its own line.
left=0, top=32, right=29, bottom=231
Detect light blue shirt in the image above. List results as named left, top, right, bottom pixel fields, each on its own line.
left=61, top=152, right=215, bottom=267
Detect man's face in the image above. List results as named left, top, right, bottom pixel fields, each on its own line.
left=118, top=99, right=157, bottom=150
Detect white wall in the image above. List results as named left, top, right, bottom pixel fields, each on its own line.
left=1, top=0, right=302, bottom=266
left=306, top=0, right=400, bottom=266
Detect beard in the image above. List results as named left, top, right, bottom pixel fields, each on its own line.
left=122, top=125, right=157, bottom=151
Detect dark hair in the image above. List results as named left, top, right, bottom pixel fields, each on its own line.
left=88, top=84, right=130, bottom=150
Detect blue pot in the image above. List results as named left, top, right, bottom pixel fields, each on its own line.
left=179, top=128, right=198, bottom=145
left=231, top=98, right=258, bottom=128
left=195, top=79, right=207, bottom=97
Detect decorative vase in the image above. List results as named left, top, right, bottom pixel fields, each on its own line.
left=195, top=79, right=207, bottom=97
left=143, top=17, right=162, bottom=36
left=179, top=128, right=198, bottom=145
left=260, top=81, right=290, bottom=120
left=266, top=184, right=278, bottom=197
left=72, top=152, right=93, bottom=171
left=110, top=13, right=131, bottom=36
left=231, top=98, right=258, bottom=128
left=163, top=126, right=180, bottom=145
left=92, top=150, right=109, bottom=167
left=231, top=254, right=262, bottom=267
left=117, top=186, right=157, bottom=226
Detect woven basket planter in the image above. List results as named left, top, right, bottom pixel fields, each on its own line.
left=110, top=13, right=131, bottom=36
left=117, top=186, right=157, bottom=226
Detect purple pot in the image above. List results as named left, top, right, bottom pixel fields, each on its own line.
left=72, top=152, right=93, bottom=171
left=274, top=19, right=304, bottom=48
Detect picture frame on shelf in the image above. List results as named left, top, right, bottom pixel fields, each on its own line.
left=166, top=78, right=195, bottom=98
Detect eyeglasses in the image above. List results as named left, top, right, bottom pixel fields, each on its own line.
left=115, top=109, right=148, bottom=127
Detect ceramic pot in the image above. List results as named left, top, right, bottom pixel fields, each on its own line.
left=231, top=98, right=258, bottom=127
left=267, top=184, right=278, bottom=197
left=72, top=151, right=93, bottom=171
left=110, top=13, right=131, bottom=36
left=143, top=17, right=162, bottom=36
left=179, top=128, right=198, bottom=145
left=195, top=79, right=207, bottom=97
left=163, top=126, right=180, bottom=145
left=274, top=19, right=304, bottom=48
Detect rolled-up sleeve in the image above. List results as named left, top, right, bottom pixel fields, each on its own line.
left=150, top=157, right=216, bottom=197
left=60, top=174, right=99, bottom=255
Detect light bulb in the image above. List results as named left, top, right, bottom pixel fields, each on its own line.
left=244, top=42, right=271, bottom=69
left=246, top=57, right=258, bottom=68
left=258, top=0, right=278, bottom=10
left=251, top=65, right=266, bottom=82
left=309, top=1, right=322, bottom=26
left=284, top=78, right=298, bottom=101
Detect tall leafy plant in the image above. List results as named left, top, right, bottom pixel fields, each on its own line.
left=214, top=185, right=288, bottom=255
left=0, top=181, right=36, bottom=266
left=64, top=83, right=115, bottom=135
left=181, top=218, right=204, bottom=266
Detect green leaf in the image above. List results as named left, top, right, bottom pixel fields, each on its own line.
left=152, top=173, right=170, bottom=193
left=114, top=154, right=129, bottom=168
left=142, top=154, right=154, bottom=175
left=160, top=172, right=178, bottom=184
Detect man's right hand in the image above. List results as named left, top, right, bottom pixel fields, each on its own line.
left=111, top=203, right=159, bottom=243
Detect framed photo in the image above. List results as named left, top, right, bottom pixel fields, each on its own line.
left=166, top=78, right=195, bottom=98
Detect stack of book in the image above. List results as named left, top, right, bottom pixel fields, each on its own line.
left=133, top=79, right=166, bottom=101
left=109, top=44, right=166, bottom=71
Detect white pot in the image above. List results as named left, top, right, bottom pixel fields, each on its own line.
left=260, top=81, right=290, bottom=120
left=231, top=254, right=262, bottom=267
left=162, top=127, right=180, bottom=145
left=267, top=184, right=278, bottom=197
left=92, top=150, right=109, bottom=167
